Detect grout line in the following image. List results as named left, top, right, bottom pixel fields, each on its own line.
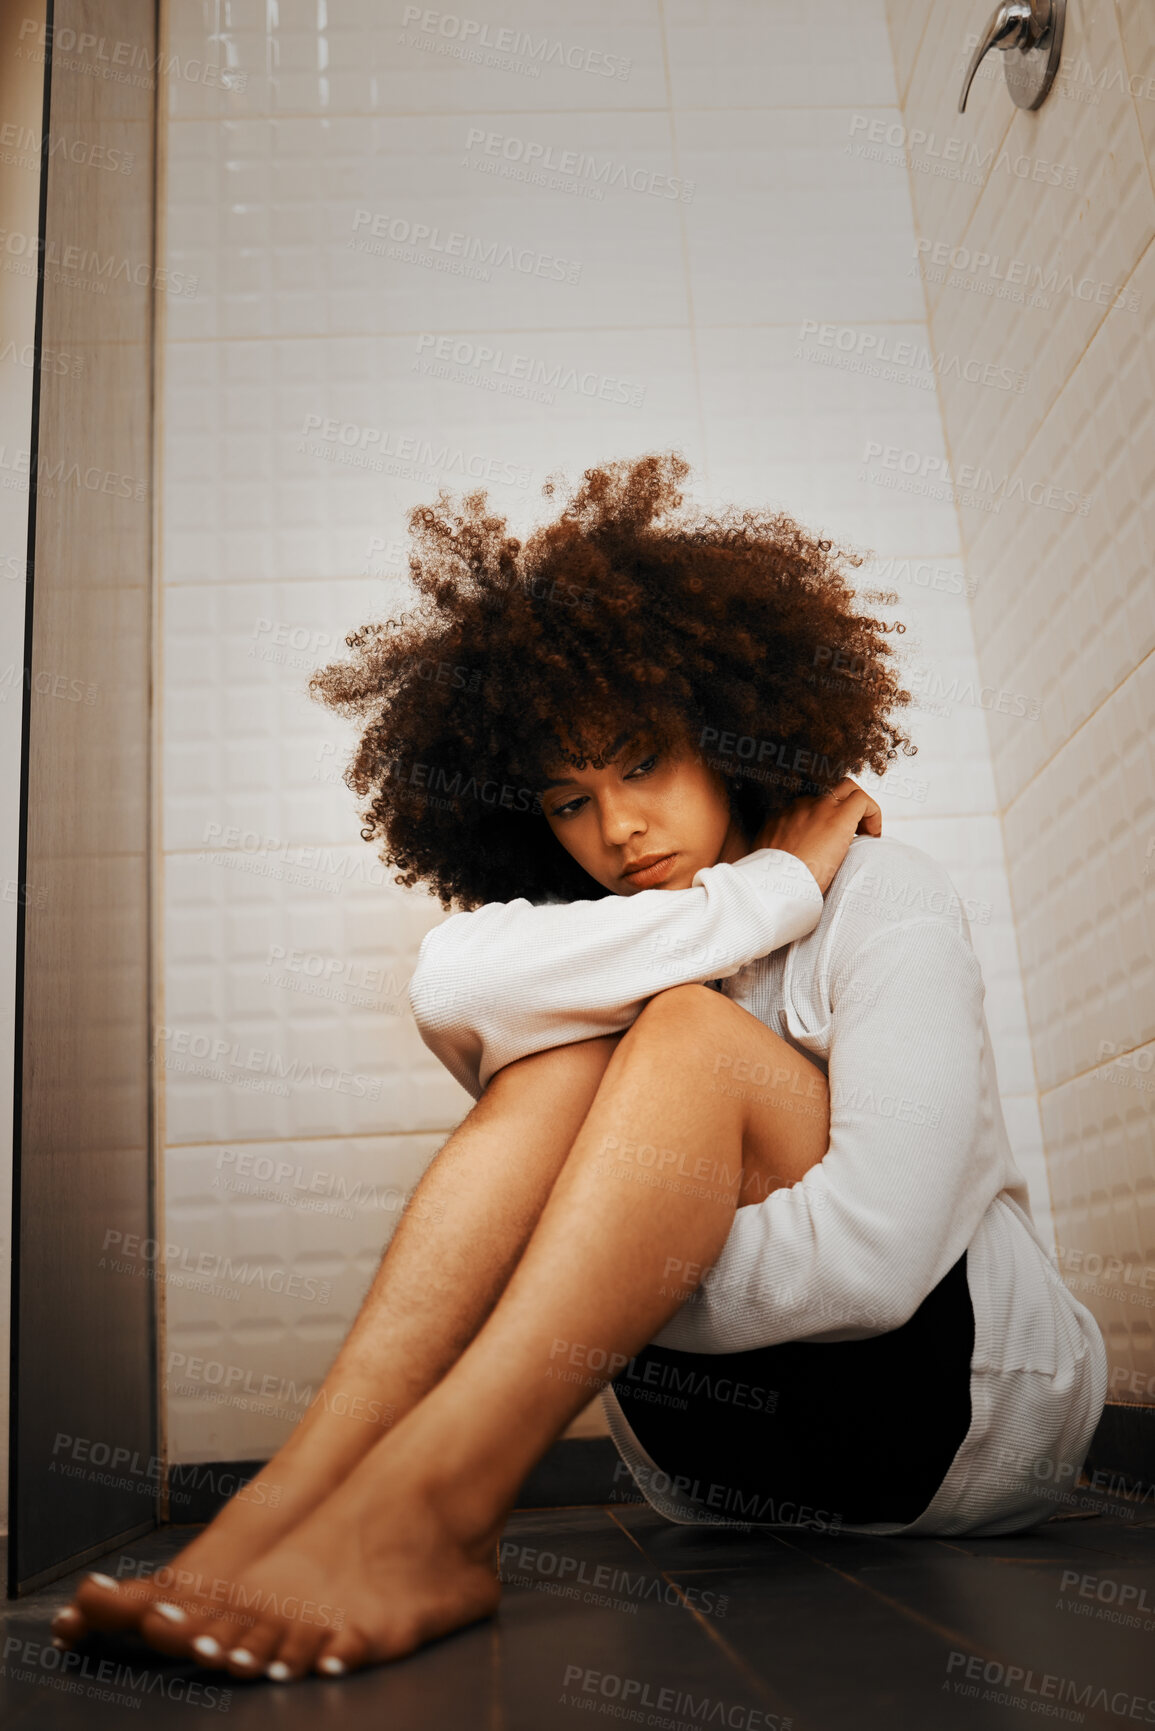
left=1039, top=1035, right=1155, bottom=1095
left=166, top=102, right=925, bottom=123
left=967, top=231, right=1155, bottom=578
left=153, top=0, right=173, bottom=1525
left=602, top=1509, right=802, bottom=1724
left=658, top=0, right=708, bottom=482
left=161, top=317, right=937, bottom=344
left=1001, top=646, right=1155, bottom=815
left=165, top=1128, right=456, bottom=1149
left=895, top=4, right=935, bottom=111
left=768, top=1531, right=1119, bottom=1730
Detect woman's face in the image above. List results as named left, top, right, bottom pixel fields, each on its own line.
left=540, top=728, right=749, bottom=895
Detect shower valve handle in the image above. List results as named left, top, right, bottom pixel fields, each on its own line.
left=959, top=0, right=1060, bottom=113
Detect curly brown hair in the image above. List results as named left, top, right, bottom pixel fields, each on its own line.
left=309, top=453, right=914, bottom=910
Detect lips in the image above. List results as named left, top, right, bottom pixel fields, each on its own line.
left=620, top=852, right=678, bottom=888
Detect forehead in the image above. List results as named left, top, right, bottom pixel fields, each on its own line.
left=539, top=726, right=645, bottom=786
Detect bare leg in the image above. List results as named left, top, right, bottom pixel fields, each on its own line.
left=109, top=984, right=830, bottom=1679
left=55, top=1034, right=627, bottom=1643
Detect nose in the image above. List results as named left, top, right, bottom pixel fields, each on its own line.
left=597, top=786, right=645, bottom=850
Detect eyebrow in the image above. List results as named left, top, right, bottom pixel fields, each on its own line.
left=541, top=730, right=639, bottom=789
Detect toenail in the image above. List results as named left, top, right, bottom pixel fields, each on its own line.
left=228, top=1648, right=257, bottom=1667
left=192, top=1637, right=222, bottom=1661
left=86, top=1573, right=119, bottom=1591
left=266, top=1661, right=292, bottom=1681
left=153, top=1602, right=187, bottom=1623
left=318, top=1656, right=346, bottom=1675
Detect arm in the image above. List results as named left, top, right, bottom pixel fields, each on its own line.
left=654, top=911, right=1000, bottom=1352
left=409, top=847, right=824, bottom=1099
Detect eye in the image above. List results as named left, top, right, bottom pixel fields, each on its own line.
left=549, top=793, right=587, bottom=822
left=626, top=752, right=659, bottom=779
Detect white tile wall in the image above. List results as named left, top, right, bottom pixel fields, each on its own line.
left=886, top=0, right=1155, bottom=1398
left=160, top=0, right=1043, bottom=1460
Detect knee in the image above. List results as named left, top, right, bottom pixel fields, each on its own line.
left=487, top=1032, right=622, bottom=1096
left=628, top=982, right=731, bottom=1041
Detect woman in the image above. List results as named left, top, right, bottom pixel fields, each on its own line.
left=54, top=454, right=1105, bottom=1682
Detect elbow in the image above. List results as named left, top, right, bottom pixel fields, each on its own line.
left=832, top=1256, right=940, bottom=1336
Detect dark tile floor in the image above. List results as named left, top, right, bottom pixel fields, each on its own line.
left=2, top=1498, right=1154, bottom=1729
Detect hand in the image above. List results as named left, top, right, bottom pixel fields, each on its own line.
left=752, top=777, right=882, bottom=895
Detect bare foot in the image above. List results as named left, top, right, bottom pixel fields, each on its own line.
left=122, top=1444, right=504, bottom=1681
left=54, top=1397, right=394, bottom=1650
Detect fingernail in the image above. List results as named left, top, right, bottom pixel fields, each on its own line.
left=86, top=1573, right=119, bottom=1590
left=153, top=1602, right=187, bottom=1623
left=191, top=1636, right=222, bottom=1660
left=228, top=1648, right=257, bottom=1667
left=266, top=1661, right=291, bottom=1681
left=51, top=1637, right=70, bottom=1651
left=318, top=1655, right=346, bottom=1675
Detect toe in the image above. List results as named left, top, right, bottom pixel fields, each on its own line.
left=313, top=1627, right=373, bottom=1678
left=50, top=1603, right=88, bottom=1646
left=265, top=1618, right=329, bottom=1682
left=216, top=1616, right=284, bottom=1679
left=137, top=1598, right=215, bottom=1658
left=72, top=1572, right=152, bottom=1634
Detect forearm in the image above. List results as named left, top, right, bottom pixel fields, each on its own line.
left=411, top=846, right=824, bottom=1098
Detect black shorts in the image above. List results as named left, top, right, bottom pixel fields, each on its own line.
left=610, top=1251, right=974, bottom=1527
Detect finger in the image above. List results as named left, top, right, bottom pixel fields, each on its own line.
left=840, top=789, right=881, bottom=835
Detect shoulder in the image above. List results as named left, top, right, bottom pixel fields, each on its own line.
left=825, top=834, right=979, bottom=950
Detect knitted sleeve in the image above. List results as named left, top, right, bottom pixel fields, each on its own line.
left=654, top=879, right=997, bottom=1353
left=408, top=847, right=824, bottom=1099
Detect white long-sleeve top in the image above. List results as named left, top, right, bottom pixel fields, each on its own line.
left=409, top=837, right=1107, bottom=1537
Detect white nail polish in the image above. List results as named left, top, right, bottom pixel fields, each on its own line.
left=228, top=1648, right=257, bottom=1667
left=153, top=1602, right=187, bottom=1623
left=86, top=1573, right=119, bottom=1591
left=51, top=1637, right=69, bottom=1651
left=318, top=1655, right=347, bottom=1675
left=191, top=1636, right=222, bottom=1660
left=266, top=1661, right=292, bottom=1681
